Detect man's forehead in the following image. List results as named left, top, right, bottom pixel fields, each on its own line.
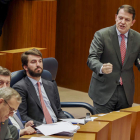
left=28, top=55, right=42, bottom=61
left=117, top=9, right=133, bottom=19
left=8, top=96, right=18, bottom=104
left=0, top=75, right=10, bottom=81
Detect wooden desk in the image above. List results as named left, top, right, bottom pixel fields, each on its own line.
left=0, top=47, right=48, bottom=72
left=21, top=121, right=109, bottom=140
left=120, top=106, right=140, bottom=140
left=94, top=112, right=132, bottom=140
left=0, top=53, right=6, bottom=67
left=21, top=133, right=96, bottom=140
left=77, top=121, right=109, bottom=140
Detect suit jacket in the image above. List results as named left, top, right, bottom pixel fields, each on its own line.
left=87, top=25, right=140, bottom=105
left=0, top=120, right=12, bottom=140
left=13, top=76, right=67, bottom=126
left=8, top=110, right=26, bottom=127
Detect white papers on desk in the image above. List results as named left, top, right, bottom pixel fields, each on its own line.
left=98, top=114, right=106, bottom=116
left=90, top=117, right=98, bottom=121
left=60, top=119, right=85, bottom=124
left=29, top=137, right=71, bottom=140
left=36, top=122, right=80, bottom=136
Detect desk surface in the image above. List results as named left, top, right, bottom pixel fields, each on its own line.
left=121, top=105, right=140, bottom=112
left=21, top=134, right=71, bottom=139
left=94, top=111, right=131, bottom=121
left=121, top=106, right=140, bottom=140
left=0, top=47, right=48, bottom=72
left=0, top=47, right=46, bottom=53
left=21, top=121, right=109, bottom=140
left=20, top=133, right=96, bottom=140
left=78, top=121, right=109, bottom=132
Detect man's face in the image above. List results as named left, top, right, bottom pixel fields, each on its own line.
left=24, top=55, right=43, bottom=78
left=0, top=75, right=10, bottom=88
left=115, top=8, right=136, bottom=34
left=0, top=97, right=20, bottom=122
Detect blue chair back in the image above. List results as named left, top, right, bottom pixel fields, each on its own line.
left=43, top=57, right=58, bottom=81
left=10, top=69, right=52, bottom=87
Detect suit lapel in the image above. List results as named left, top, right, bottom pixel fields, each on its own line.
left=109, top=25, right=122, bottom=65
left=123, top=29, right=134, bottom=67
left=25, top=77, right=42, bottom=110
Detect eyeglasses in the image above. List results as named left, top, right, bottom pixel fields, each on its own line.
left=4, top=100, right=17, bottom=114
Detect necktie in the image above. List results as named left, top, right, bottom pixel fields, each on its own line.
left=13, top=113, right=24, bottom=129
left=37, top=82, right=52, bottom=124
left=120, top=34, right=126, bottom=85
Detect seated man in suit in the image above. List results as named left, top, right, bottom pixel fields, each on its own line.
left=0, top=87, right=21, bottom=140
left=0, top=66, right=36, bottom=136
left=13, top=48, right=67, bottom=126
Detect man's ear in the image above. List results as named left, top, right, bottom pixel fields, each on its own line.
left=0, top=98, right=4, bottom=104
left=115, top=14, right=117, bottom=21
left=23, top=65, right=28, bottom=71
left=131, top=19, right=136, bottom=27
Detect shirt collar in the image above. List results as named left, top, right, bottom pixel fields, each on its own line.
left=28, top=76, right=42, bottom=86
left=116, top=27, right=129, bottom=38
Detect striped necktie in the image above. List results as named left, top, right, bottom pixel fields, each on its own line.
left=37, top=82, right=53, bottom=124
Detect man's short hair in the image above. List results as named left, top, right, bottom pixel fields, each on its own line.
left=0, top=87, right=21, bottom=103
left=21, top=48, right=43, bottom=67
left=117, top=5, right=135, bottom=20
left=0, top=66, right=11, bottom=77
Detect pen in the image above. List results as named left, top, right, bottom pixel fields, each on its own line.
left=72, top=122, right=78, bottom=124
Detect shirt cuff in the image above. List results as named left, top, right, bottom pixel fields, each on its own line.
left=99, top=65, right=103, bottom=74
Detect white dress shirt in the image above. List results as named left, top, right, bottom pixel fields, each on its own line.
left=28, top=77, right=57, bottom=123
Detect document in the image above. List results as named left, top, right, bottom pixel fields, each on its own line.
left=60, top=119, right=85, bottom=124
left=36, top=122, right=80, bottom=136
left=90, top=117, right=98, bottom=121
left=29, top=137, right=71, bottom=140
left=98, top=114, right=106, bottom=116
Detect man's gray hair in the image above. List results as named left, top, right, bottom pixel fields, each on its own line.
left=0, top=87, right=21, bottom=103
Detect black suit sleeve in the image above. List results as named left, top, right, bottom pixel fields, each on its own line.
left=13, top=84, right=42, bottom=126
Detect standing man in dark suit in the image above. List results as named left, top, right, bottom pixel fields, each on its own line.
left=0, top=87, right=21, bottom=140
left=13, top=48, right=67, bottom=126
left=87, top=5, right=140, bottom=114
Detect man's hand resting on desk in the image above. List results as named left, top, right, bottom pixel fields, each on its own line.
left=20, top=126, right=36, bottom=136
left=102, top=63, right=113, bottom=74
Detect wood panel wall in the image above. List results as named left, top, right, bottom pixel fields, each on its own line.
left=56, top=0, right=140, bottom=103
left=0, top=0, right=57, bottom=57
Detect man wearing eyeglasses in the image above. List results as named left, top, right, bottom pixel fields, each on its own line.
left=0, top=66, right=36, bottom=139
left=0, top=87, right=21, bottom=140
